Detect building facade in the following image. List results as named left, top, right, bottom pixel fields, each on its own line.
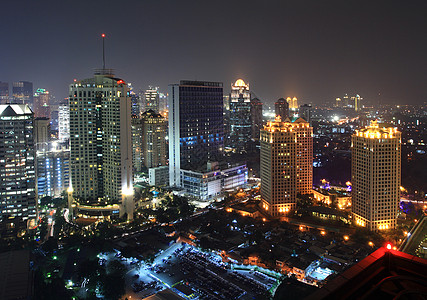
left=181, top=163, right=247, bottom=201
left=229, top=79, right=251, bottom=152
left=69, top=70, right=133, bottom=219
left=36, top=145, right=70, bottom=198
left=260, top=117, right=313, bottom=216
left=145, top=86, right=160, bottom=112
left=148, top=166, right=169, bottom=187
left=287, top=97, right=298, bottom=111
left=250, top=98, right=263, bottom=141
left=33, top=88, right=50, bottom=119
left=0, top=82, right=9, bottom=104
left=0, top=105, right=36, bottom=221
left=275, top=98, right=289, bottom=120
left=58, top=104, right=70, bottom=142
left=34, top=118, right=50, bottom=151
left=168, top=80, right=224, bottom=187
left=141, top=109, right=167, bottom=168
left=351, top=121, right=401, bottom=231
left=299, top=104, right=312, bottom=124
left=12, top=81, right=33, bottom=108
left=131, top=115, right=143, bottom=173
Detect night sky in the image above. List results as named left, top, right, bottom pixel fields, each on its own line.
left=1, top=0, right=426, bottom=106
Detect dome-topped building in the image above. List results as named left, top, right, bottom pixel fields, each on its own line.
left=229, top=79, right=251, bottom=153
left=233, top=79, right=249, bottom=89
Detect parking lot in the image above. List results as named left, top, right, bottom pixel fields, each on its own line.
left=116, top=243, right=279, bottom=299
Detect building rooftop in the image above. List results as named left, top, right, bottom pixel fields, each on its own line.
left=354, top=120, right=399, bottom=139
left=142, top=109, right=163, bottom=118
left=306, top=247, right=427, bottom=300
left=263, top=116, right=309, bottom=132
left=0, top=104, right=33, bottom=116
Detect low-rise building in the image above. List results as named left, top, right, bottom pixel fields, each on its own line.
left=181, top=163, right=247, bottom=201
left=308, top=206, right=351, bottom=224
left=312, top=188, right=351, bottom=209
left=149, top=166, right=169, bottom=187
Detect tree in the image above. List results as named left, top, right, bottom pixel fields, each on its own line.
left=100, top=273, right=125, bottom=300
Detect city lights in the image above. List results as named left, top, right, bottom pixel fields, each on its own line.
left=1, top=2, right=426, bottom=299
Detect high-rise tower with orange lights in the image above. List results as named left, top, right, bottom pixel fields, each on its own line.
left=351, top=121, right=401, bottom=231
left=260, top=116, right=313, bottom=216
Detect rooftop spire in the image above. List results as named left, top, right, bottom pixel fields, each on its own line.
left=102, top=33, right=106, bottom=69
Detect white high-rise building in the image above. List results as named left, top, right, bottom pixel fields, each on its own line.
left=69, top=70, right=133, bottom=220
left=58, top=104, right=70, bottom=142
left=145, top=86, right=160, bottom=112
left=351, top=121, right=401, bottom=231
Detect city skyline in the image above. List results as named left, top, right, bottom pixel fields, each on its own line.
left=1, top=0, right=426, bottom=106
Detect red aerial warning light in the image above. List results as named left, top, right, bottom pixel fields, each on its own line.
left=101, top=33, right=106, bottom=38
left=386, top=243, right=392, bottom=250
left=117, top=80, right=125, bottom=85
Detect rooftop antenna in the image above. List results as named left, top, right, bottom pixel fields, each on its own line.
left=102, top=33, right=106, bottom=69
left=95, top=33, right=113, bottom=76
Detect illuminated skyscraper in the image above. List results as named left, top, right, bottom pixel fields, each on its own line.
left=260, top=117, right=312, bottom=216
left=69, top=70, right=133, bottom=220
left=34, top=118, right=50, bottom=151
left=299, top=104, right=312, bottom=124
left=250, top=97, right=263, bottom=141
left=36, top=144, right=70, bottom=198
left=275, top=98, right=289, bottom=120
left=286, top=97, right=298, bottom=110
left=0, top=105, right=36, bottom=221
left=169, top=80, right=224, bottom=186
left=58, top=104, right=70, bottom=142
left=33, top=88, right=50, bottom=119
left=229, top=79, right=251, bottom=152
left=0, top=82, right=9, bottom=104
left=351, top=121, right=401, bottom=231
left=131, top=115, right=143, bottom=173
left=128, top=84, right=141, bottom=116
left=12, top=81, right=33, bottom=108
left=351, top=94, right=362, bottom=111
left=145, top=86, right=160, bottom=112
left=141, top=109, right=167, bottom=168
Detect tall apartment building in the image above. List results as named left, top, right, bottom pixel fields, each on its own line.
left=351, top=121, right=401, bottom=231
left=0, top=82, right=9, bottom=104
left=69, top=70, right=133, bottom=220
left=229, top=79, right=251, bottom=152
left=260, top=116, right=313, bottom=216
left=34, top=118, right=50, bottom=151
left=131, top=115, right=143, bottom=173
left=33, top=88, right=50, bottom=119
left=250, top=97, right=263, bottom=141
left=36, top=144, right=70, bottom=198
left=145, top=86, right=160, bottom=112
left=275, top=98, right=289, bottom=120
left=58, top=104, right=70, bottom=142
left=128, top=84, right=141, bottom=117
left=299, top=104, right=312, bottom=124
left=0, top=105, right=36, bottom=221
left=12, top=81, right=33, bottom=108
left=169, top=80, right=224, bottom=187
left=142, top=109, right=167, bottom=168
